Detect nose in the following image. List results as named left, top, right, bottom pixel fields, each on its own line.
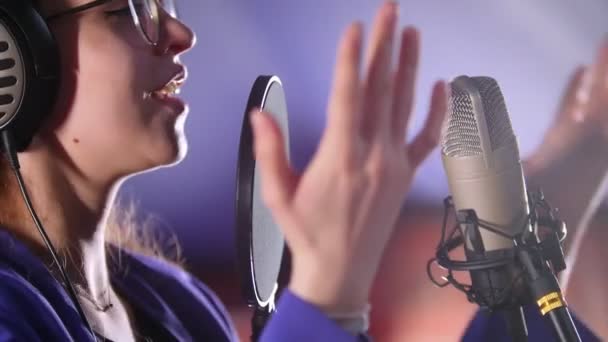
left=156, top=12, right=196, bottom=56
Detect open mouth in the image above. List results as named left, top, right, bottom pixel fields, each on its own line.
left=147, top=68, right=187, bottom=100
left=152, top=78, right=185, bottom=99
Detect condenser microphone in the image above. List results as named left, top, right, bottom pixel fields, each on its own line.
left=442, top=76, right=530, bottom=252
left=434, top=75, right=580, bottom=342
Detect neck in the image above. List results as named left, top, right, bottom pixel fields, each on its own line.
left=2, top=139, right=124, bottom=299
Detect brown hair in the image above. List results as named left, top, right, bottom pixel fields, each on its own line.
left=105, top=195, right=184, bottom=266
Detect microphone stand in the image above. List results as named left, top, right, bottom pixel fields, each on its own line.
left=517, top=237, right=581, bottom=342
left=250, top=289, right=276, bottom=342
left=503, top=306, right=528, bottom=342
left=251, top=305, right=273, bottom=342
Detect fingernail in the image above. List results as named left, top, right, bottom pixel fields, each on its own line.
left=392, top=1, right=400, bottom=18
left=576, top=72, right=591, bottom=104
left=403, top=26, right=418, bottom=37
left=387, top=0, right=399, bottom=10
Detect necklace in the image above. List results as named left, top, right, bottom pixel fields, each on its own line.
left=74, top=284, right=114, bottom=313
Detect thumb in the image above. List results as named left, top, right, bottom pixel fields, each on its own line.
left=250, top=109, right=297, bottom=216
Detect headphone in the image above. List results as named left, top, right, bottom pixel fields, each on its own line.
left=0, top=0, right=59, bottom=152
left=0, top=1, right=98, bottom=339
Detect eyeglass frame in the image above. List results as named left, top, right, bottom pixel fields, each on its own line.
left=44, top=0, right=167, bottom=47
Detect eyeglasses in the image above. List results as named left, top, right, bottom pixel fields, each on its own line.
left=46, top=0, right=178, bottom=47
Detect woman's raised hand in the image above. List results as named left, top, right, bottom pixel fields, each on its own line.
left=251, top=2, right=448, bottom=314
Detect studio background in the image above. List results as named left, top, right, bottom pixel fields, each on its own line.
left=120, top=0, right=608, bottom=340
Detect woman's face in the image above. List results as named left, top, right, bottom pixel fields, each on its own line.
left=37, top=0, right=195, bottom=179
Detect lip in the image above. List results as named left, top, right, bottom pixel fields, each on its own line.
left=153, top=66, right=188, bottom=93
left=151, top=92, right=186, bottom=115
left=147, top=65, right=188, bottom=115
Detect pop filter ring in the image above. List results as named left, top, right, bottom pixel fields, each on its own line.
left=235, top=75, right=290, bottom=340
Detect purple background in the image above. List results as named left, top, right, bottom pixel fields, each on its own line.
left=122, top=0, right=608, bottom=266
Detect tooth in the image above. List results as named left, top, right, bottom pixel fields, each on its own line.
left=167, top=82, right=177, bottom=94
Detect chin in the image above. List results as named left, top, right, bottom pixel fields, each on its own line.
left=138, top=120, right=189, bottom=173
left=165, top=114, right=189, bottom=166
left=151, top=137, right=189, bottom=173
left=165, top=135, right=189, bottom=167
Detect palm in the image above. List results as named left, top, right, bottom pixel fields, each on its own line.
left=288, top=141, right=414, bottom=252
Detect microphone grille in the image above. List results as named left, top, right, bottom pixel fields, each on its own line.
left=442, top=76, right=516, bottom=157
left=471, top=77, right=516, bottom=152
left=442, top=83, right=483, bottom=157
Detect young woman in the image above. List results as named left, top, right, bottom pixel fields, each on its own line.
left=0, top=0, right=448, bottom=341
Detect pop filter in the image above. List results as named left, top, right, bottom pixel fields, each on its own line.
left=235, top=75, right=289, bottom=340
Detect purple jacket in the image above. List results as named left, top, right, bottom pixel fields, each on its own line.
left=0, top=230, right=363, bottom=341
left=463, top=305, right=600, bottom=341
left=0, top=228, right=599, bottom=341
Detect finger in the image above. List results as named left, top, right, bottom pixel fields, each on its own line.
left=556, top=66, right=587, bottom=122
left=391, top=27, right=420, bottom=142
left=250, top=109, right=297, bottom=215
left=589, top=38, right=608, bottom=100
left=407, top=81, right=448, bottom=168
left=325, top=22, right=364, bottom=148
left=360, top=1, right=399, bottom=141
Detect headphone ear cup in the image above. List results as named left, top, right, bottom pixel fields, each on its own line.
left=0, top=1, right=59, bottom=152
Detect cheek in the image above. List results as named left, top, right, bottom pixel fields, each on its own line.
left=74, top=19, right=154, bottom=113
left=51, top=19, right=183, bottom=167
left=65, top=26, right=153, bottom=140
left=80, top=49, right=139, bottom=107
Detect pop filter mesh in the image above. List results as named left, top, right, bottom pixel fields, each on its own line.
left=251, top=81, right=288, bottom=304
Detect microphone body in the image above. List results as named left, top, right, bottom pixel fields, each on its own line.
left=442, top=76, right=530, bottom=309
left=440, top=76, right=580, bottom=342
left=442, top=136, right=529, bottom=251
